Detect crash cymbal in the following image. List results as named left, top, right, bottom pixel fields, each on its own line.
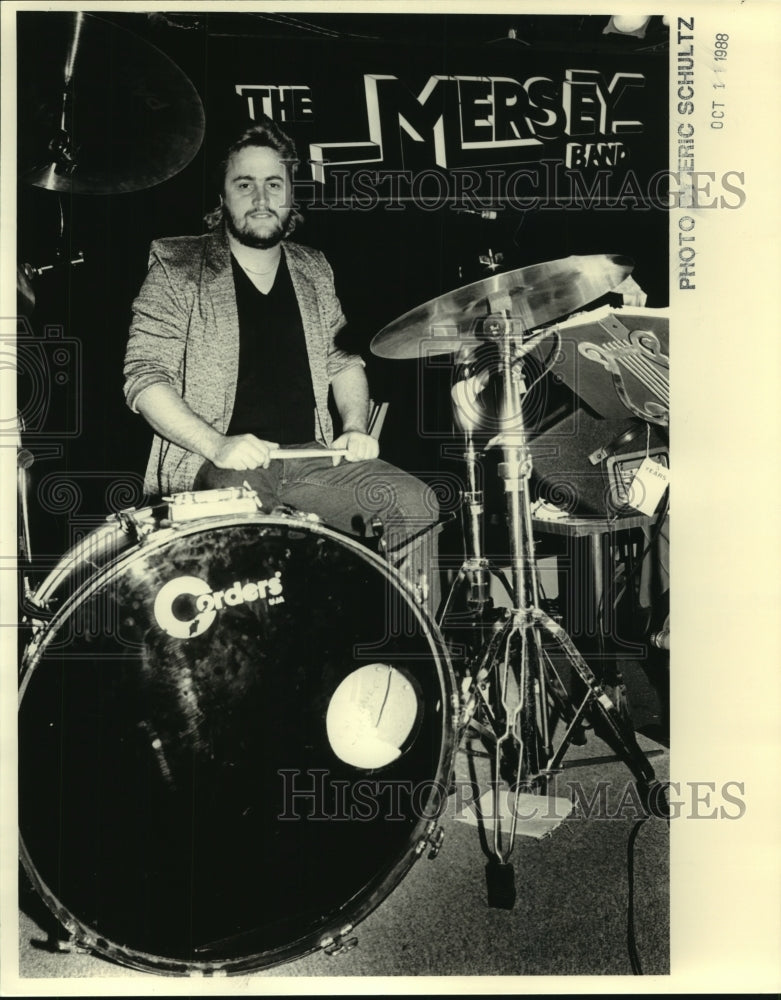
left=18, top=12, right=205, bottom=195
left=370, top=254, right=634, bottom=359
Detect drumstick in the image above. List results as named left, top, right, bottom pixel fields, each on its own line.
left=268, top=448, right=348, bottom=460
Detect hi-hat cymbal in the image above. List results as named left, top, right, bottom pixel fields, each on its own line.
left=370, top=255, right=634, bottom=359
left=18, top=12, right=205, bottom=195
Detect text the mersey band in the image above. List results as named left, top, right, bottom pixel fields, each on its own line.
left=14, top=10, right=677, bottom=980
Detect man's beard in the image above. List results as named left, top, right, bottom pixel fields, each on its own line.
left=224, top=207, right=292, bottom=249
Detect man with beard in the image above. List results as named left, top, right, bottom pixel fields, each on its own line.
left=124, top=118, right=439, bottom=607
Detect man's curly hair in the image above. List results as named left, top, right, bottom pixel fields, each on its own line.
left=204, top=116, right=304, bottom=235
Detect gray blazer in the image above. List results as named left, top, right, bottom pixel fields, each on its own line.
left=124, top=228, right=363, bottom=496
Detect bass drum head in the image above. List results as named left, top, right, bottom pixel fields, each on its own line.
left=19, top=515, right=454, bottom=975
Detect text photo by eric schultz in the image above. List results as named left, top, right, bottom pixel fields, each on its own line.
left=664, top=3, right=781, bottom=995
left=0, top=1, right=779, bottom=996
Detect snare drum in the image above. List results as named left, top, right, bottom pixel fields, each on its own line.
left=19, top=490, right=456, bottom=975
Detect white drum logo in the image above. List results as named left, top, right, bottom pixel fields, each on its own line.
left=153, top=572, right=285, bottom=639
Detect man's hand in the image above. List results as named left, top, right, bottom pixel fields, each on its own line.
left=210, top=434, right=279, bottom=470
left=330, top=431, right=379, bottom=466
left=133, top=384, right=280, bottom=471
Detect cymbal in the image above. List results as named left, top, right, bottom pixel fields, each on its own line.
left=370, top=254, right=634, bottom=359
left=18, top=12, right=205, bottom=195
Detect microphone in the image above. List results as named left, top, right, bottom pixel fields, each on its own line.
left=451, top=369, right=491, bottom=433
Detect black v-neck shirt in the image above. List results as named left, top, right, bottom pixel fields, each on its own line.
left=227, top=254, right=315, bottom=444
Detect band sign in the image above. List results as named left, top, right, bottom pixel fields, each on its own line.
left=236, top=70, right=646, bottom=179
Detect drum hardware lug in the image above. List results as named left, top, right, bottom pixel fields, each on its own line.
left=21, top=575, right=38, bottom=614
left=49, top=926, right=92, bottom=955
left=428, top=826, right=445, bottom=861
left=115, top=507, right=136, bottom=534
left=115, top=507, right=156, bottom=545
left=320, top=925, right=358, bottom=957
left=415, top=819, right=444, bottom=859
left=427, top=825, right=445, bottom=859
left=20, top=603, right=51, bottom=635
left=414, top=819, right=435, bottom=855
left=272, top=504, right=324, bottom=524
left=451, top=692, right=461, bottom=729
left=413, top=573, right=429, bottom=606
left=21, top=635, right=41, bottom=670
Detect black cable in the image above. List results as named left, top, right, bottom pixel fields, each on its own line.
left=539, top=326, right=561, bottom=375
left=519, top=327, right=562, bottom=396
left=617, top=488, right=670, bottom=600
left=626, top=814, right=649, bottom=974
left=595, top=486, right=670, bottom=651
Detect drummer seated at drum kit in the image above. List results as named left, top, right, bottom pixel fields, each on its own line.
left=123, top=117, right=440, bottom=608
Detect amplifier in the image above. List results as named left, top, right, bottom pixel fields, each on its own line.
left=528, top=410, right=668, bottom=517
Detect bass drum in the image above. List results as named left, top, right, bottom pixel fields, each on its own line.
left=19, top=500, right=456, bottom=975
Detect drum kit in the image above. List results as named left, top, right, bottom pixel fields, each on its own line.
left=14, top=12, right=667, bottom=979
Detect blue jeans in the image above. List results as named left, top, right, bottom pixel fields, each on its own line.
left=193, top=443, right=441, bottom=612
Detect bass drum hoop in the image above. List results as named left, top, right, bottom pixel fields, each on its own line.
left=19, top=509, right=456, bottom=976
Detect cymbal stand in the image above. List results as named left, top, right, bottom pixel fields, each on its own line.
left=441, top=420, right=493, bottom=616
left=443, top=307, right=661, bottom=873
left=437, top=355, right=513, bottom=736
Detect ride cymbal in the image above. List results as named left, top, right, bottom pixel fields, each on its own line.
left=370, top=254, right=634, bottom=359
